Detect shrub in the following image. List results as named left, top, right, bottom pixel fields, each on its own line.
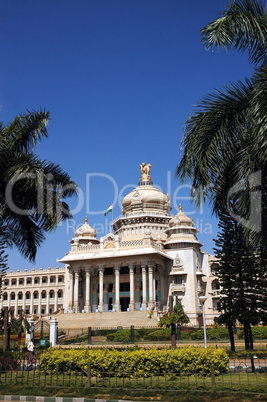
left=106, top=329, right=141, bottom=342
left=0, top=350, right=18, bottom=371
left=143, top=328, right=171, bottom=341
left=190, top=329, right=204, bottom=340
left=236, top=327, right=267, bottom=340
left=40, top=346, right=229, bottom=376
left=251, top=326, right=267, bottom=339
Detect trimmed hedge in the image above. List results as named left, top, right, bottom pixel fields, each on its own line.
left=40, top=346, right=229, bottom=376
left=106, top=329, right=141, bottom=342
left=237, top=327, right=267, bottom=340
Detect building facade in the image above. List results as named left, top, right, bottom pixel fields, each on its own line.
left=1, top=164, right=221, bottom=325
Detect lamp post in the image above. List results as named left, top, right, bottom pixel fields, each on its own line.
left=199, top=296, right=207, bottom=348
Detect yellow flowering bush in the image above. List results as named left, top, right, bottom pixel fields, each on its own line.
left=40, top=346, right=229, bottom=376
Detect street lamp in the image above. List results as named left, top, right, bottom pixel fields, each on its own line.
left=199, top=296, right=207, bottom=348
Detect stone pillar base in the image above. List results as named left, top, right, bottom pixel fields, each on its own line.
left=115, top=304, right=121, bottom=312
left=129, top=303, right=135, bottom=312
left=74, top=303, right=79, bottom=313
left=84, top=305, right=91, bottom=313
left=142, top=303, right=147, bottom=310
left=98, top=304, right=103, bottom=313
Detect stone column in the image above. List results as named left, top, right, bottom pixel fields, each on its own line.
left=85, top=265, right=91, bottom=313
left=46, top=291, right=49, bottom=315
left=54, top=289, right=58, bottom=312
left=30, top=292, right=34, bottom=315
left=38, top=291, right=41, bottom=315
left=141, top=265, right=147, bottom=310
left=22, top=291, right=26, bottom=312
left=114, top=264, right=121, bottom=312
left=98, top=265, right=104, bottom=312
left=49, top=317, right=58, bottom=347
left=68, top=268, right=74, bottom=311
left=14, top=292, right=18, bottom=316
left=159, top=267, right=164, bottom=309
left=129, top=263, right=135, bottom=311
left=148, top=263, right=154, bottom=308
left=74, top=269, right=79, bottom=313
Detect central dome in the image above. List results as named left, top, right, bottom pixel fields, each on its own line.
left=121, top=162, right=171, bottom=215
left=122, top=184, right=171, bottom=215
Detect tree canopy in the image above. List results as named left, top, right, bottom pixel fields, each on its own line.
left=0, top=109, right=77, bottom=262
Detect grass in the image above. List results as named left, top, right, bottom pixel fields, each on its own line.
left=0, top=383, right=267, bottom=401
left=0, top=369, right=266, bottom=394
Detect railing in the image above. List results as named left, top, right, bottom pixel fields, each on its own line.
left=112, top=211, right=172, bottom=225
left=211, top=289, right=221, bottom=296
left=76, top=237, right=165, bottom=253
left=171, top=284, right=186, bottom=293
left=0, top=360, right=266, bottom=393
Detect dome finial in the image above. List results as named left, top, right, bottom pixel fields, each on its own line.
left=139, top=162, right=152, bottom=182
left=84, top=216, right=88, bottom=223
left=179, top=203, right=182, bottom=211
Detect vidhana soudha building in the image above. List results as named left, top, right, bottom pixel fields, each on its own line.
left=1, top=164, right=220, bottom=326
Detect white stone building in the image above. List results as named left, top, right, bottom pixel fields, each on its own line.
left=1, top=164, right=221, bottom=325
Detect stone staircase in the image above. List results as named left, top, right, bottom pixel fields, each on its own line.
left=52, top=310, right=159, bottom=330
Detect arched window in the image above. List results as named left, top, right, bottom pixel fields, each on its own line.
left=26, top=291, right=31, bottom=299
left=58, top=290, right=63, bottom=298
left=33, top=291, right=38, bottom=299
left=10, top=292, right=15, bottom=300
left=3, top=292, right=8, bottom=301
left=41, top=290, right=46, bottom=299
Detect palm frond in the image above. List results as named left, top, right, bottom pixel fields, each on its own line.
left=201, top=0, right=267, bottom=65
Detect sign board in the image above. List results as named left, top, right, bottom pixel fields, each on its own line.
left=40, top=339, right=46, bottom=347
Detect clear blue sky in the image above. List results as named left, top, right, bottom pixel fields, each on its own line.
left=1, top=0, right=253, bottom=271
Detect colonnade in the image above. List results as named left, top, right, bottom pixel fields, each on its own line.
left=68, top=261, right=159, bottom=313
left=0, top=289, right=64, bottom=315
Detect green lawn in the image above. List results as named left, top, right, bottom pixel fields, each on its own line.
left=0, top=369, right=266, bottom=394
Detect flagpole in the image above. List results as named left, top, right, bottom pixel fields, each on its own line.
left=111, top=207, right=114, bottom=232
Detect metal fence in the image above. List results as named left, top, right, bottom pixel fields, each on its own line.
left=0, top=359, right=266, bottom=393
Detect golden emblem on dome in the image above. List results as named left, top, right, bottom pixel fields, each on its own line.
left=139, top=162, right=152, bottom=182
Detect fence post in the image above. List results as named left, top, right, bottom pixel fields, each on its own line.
left=251, top=356, right=255, bottom=373
left=211, top=363, right=216, bottom=392
left=49, top=317, right=58, bottom=346
left=88, top=327, right=91, bottom=345
left=87, top=363, right=91, bottom=388
left=40, top=320, right=44, bottom=340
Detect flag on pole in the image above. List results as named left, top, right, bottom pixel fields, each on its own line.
left=104, top=203, right=113, bottom=216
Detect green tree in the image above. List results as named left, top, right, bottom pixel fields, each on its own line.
left=0, top=109, right=77, bottom=263
left=213, top=209, right=266, bottom=350
left=176, top=0, right=267, bottom=263
left=158, top=299, right=189, bottom=348
left=0, top=220, right=8, bottom=298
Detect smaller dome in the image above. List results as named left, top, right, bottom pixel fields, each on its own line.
left=169, top=204, right=193, bottom=227
left=75, top=216, right=97, bottom=239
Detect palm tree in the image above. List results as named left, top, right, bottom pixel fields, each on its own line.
left=176, top=0, right=266, bottom=254
left=0, top=109, right=77, bottom=262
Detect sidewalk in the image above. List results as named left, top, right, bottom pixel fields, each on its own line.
left=0, top=397, right=133, bottom=402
